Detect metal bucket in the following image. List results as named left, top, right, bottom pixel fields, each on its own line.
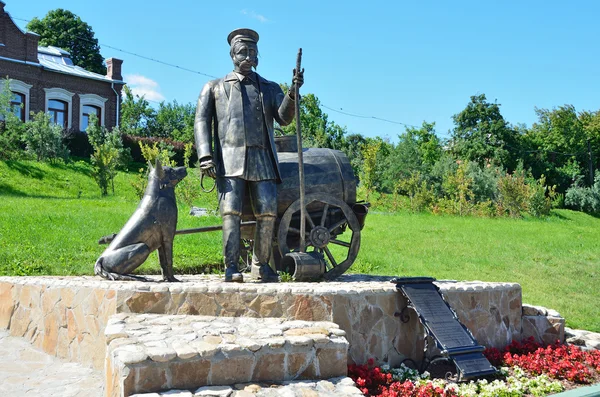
left=281, top=251, right=326, bottom=281
left=352, top=203, right=369, bottom=230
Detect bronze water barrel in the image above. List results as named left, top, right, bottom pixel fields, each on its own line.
left=275, top=148, right=357, bottom=216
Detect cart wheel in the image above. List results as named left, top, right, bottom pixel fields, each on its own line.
left=277, top=193, right=361, bottom=280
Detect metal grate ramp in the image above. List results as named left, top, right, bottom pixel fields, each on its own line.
left=393, top=277, right=497, bottom=380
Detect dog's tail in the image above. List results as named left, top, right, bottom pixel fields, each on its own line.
left=94, top=257, right=149, bottom=282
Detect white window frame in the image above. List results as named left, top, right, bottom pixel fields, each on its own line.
left=44, top=87, right=74, bottom=129
left=78, top=94, right=107, bottom=131
left=9, top=79, right=33, bottom=121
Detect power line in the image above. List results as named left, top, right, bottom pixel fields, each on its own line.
left=14, top=14, right=416, bottom=129
left=12, top=16, right=218, bottom=79
left=322, top=104, right=418, bottom=128
left=504, top=143, right=586, bottom=157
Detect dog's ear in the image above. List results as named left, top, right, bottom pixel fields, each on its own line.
left=148, top=160, right=153, bottom=170
left=155, top=158, right=165, bottom=179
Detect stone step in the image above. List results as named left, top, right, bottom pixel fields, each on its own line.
left=128, top=377, right=363, bottom=397
left=105, top=314, right=349, bottom=397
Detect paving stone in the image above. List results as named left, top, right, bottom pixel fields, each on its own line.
left=194, top=385, right=234, bottom=396
left=0, top=330, right=103, bottom=396
left=106, top=314, right=348, bottom=396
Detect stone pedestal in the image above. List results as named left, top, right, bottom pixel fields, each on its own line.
left=0, top=275, right=523, bottom=372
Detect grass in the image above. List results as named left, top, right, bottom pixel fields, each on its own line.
left=0, top=159, right=599, bottom=332
left=350, top=210, right=600, bottom=332
left=0, top=159, right=223, bottom=276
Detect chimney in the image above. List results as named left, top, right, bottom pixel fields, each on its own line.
left=0, top=2, right=5, bottom=12
left=25, top=32, right=39, bottom=63
left=106, top=58, right=123, bottom=81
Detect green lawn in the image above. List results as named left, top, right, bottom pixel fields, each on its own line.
left=0, top=160, right=598, bottom=332
left=352, top=210, right=600, bottom=332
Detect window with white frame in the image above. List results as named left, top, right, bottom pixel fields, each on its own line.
left=79, top=94, right=107, bottom=132
left=48, top=99, right=68, bottom=129
left=8, top=79, right=33, bottom=122
left=44, top=88, right=74, bottom=129
left=11, top=92, right=26, bottom=122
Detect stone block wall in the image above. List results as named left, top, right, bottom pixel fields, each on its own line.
left=0, top=280, right=117, bottom=370
left=0, top=275, right=523, bottom=371
left=521, top=304, right=565, bottom=345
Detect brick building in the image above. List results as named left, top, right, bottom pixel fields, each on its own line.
left=0, top=1, right=124, bottom=131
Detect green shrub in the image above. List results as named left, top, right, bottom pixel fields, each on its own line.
left=175, top=142, right=202, bottom=208
left=497, top=171, right=529, bottom=218
left=441, top=162, right=473, bottom=216
left=466, top=161, right=502, bottom=203
left=87, top=115, right=128, bottom=195
left=565, top=173, right=600, bottom=214
left=22, top=111, right=69, bottom=162
left=131, top=141, right=177, bottom=199
left=528, top=175, right=554, bottom=217
left=0, top=80, right=26, bottom=160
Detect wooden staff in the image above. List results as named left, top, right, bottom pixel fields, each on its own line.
left=294, top=48, right=306, bottom=252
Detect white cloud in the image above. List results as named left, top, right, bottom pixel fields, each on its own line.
left=241, top=9, right=269, bottom=23
left=124, top=74, right=165, bottom=102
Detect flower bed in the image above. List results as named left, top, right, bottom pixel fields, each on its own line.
left=349, top=338, right=600, bottom=397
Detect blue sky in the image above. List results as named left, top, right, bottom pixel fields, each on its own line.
left=6, top=0, right=600, bottom=142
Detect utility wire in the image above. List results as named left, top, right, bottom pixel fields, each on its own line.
left=14, top=15, right=417, bottom=129
left=13, top=16, right=217, bottom=79
left=504, top=143, right=586, bottom=157
left=321, top=104, right=418, bottom=128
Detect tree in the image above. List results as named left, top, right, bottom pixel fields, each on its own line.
left=360, top=139, right=382, bottom=199
left=450, top=94, right=518, bottom=170
left=279, top=84, right=346, bottom=150
left=340, top=133, right=367, bottom=177
left=150, top=100, right=195, bottom=142
left=523, top=105, right=599, bottom=192
left=120, top=86, right=156, bottom=137
left=380, top=122, right=442, bottom=193
left=27, top=9, right=106, bottom=74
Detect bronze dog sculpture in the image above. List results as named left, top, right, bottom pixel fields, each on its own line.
left=94, top=159, right=187, bottom=281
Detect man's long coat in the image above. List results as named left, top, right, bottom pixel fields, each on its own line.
left=194, top=72, right=296, bottom=183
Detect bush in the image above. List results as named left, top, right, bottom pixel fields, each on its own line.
left=175, top=142, right=201, bottom=208
left=122, top=134, right=197, bottom=166
left=441, top=162, right=473, bottom=216
left=497, top=171, right=529, bottom=217
left=87, top=115, right=128, bottom=195
left=0, top=118, right=26, bottom=160
left=0, top=79, right=26, bottom=160
left=131, top=141, right=178, bottom=199
left=565, top=173, right=600, bottom=214
left=63, top=129, right=93, bottom=158
left=22, top=111, right=69, bottom=162
left=528, top=175, right=554, bottom=217
left=466, top=161, right=502, bottom=203
left=396, top=172, right=435, bottom=212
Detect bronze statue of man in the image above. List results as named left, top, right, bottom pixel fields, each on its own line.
left=194, top=28, right=303, bottom=282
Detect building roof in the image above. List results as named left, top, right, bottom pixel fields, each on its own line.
left=36, top=46, right=123, bottom=84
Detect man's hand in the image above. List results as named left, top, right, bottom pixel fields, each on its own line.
left=289, top=67, right=304, bottom=99
left=200, top=158, right=217, bottom=179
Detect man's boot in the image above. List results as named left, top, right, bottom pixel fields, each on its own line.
left=222, top=214, right=243, bottom=282
left=252, top=215, right=279, bottom=282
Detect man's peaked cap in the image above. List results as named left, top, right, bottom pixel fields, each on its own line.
left=227, top=28, right=259, bottom=46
